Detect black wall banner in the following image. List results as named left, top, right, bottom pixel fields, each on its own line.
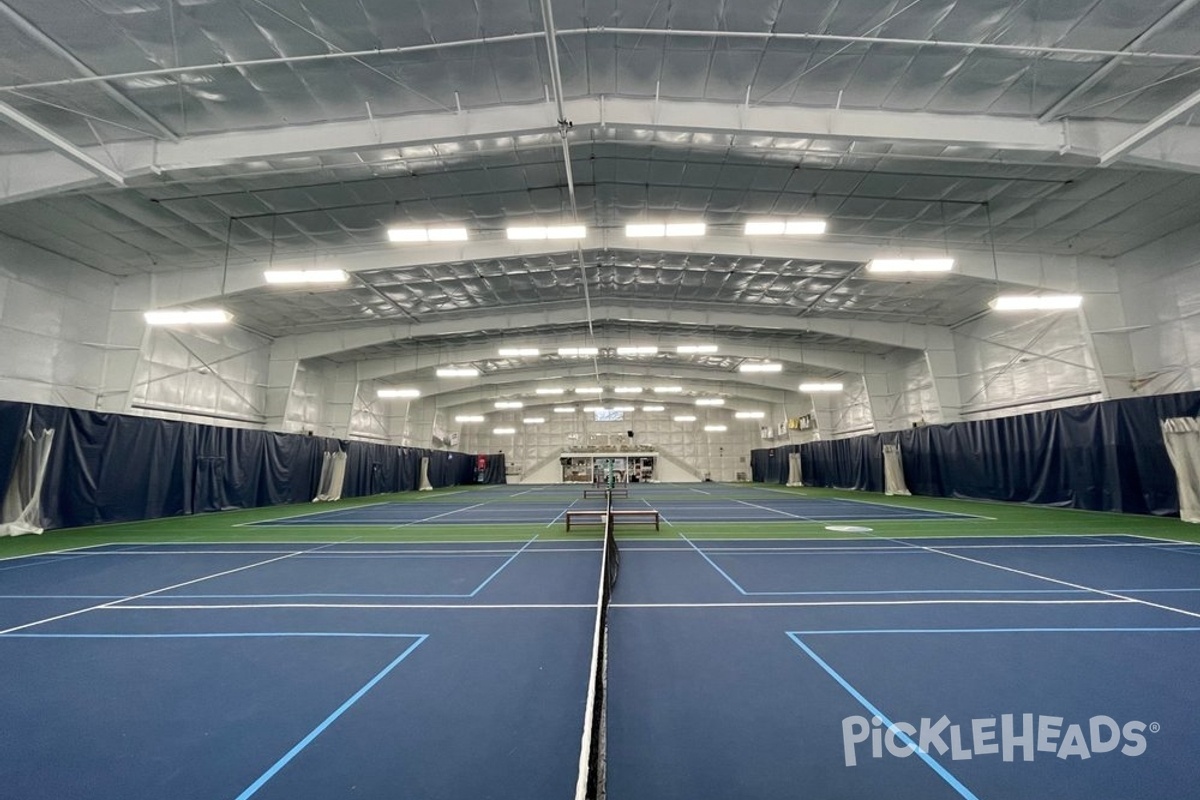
left=0, top=401, right=502, bottom=531
left=752, top=391, right=1200, bottom=517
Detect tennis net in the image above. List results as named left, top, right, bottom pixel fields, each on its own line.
left=573, top=491, right=620, bottom=799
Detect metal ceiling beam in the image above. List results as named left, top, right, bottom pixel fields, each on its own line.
left=1099, top=86, right=1200, bottom=166
left=1038, top=0, right=1200, bottom=123
left=0, top=0, right=177, bottom=142
left=8, top=98, right=1200, bottom=203
left=274, top=303, right=951, bottom=361
left=0, top=101, right=124, bottom=186
left=351, top=340, right=887, bottom=382
left=402, top=367, right=799, bottom=409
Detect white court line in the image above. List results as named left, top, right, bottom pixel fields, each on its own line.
left=645, top=498, right=675, bottom=527
left=610, top=599, right=1130, bottom=608
left=694, top=542, right=1198, bottom=554
left=392, top=501, right=493, bottom=528
left=108, top=603, right=596, bottom=610
left=818, top=494, right=995, bottom=521
left=733, top=499, right=815, bottom=522
left=1119, top=533, right=1200, bottom=547
left=233, top=501, right=393, bottom=527
left=547, top=498, right=582, bottom=528
left=74, top=547, right=601, bottom=556
left=0, top=541, right=353, bottom=636
left=869, top=537, right=1200, bottom=621
left=689, top=488, right=711, bottom=495
left=0, top=543, right=118, bottom=564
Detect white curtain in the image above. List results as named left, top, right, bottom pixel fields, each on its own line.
left=883, top=443, right=911, bottom=497
left=786, top=452, right=803, bottom=487
left=1162, top=418, right=1200, bottom=523
left=418, top=457, right=433, bottom=491
left=313, top=451, right=347, bottom=502
left=1, top=424, right=55, bottom=536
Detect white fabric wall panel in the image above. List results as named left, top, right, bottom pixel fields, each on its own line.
left=131, top=325, right=269, bottom=423
left=1121, top=262, right=1200, bottom=395
left=284, top=362, right=331, bottom=434
left=953, top=311, right=1100, bottom=419
left=0, top=242, right=115, bottom=407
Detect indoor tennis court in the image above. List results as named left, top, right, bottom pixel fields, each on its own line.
left=4, top=484, right=1200, bottom=799
left=4, top=2, right=1200, bottom=799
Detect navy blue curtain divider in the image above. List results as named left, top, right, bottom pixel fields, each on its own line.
left=751, top=391, right=1200, bottom=517
left=479, top=453, right=507, bottom=484
left=0, top=401, right=30, bottom=499
left=0, top=400, right=491, bottom=531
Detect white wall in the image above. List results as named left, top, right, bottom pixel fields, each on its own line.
left=0, top=234, right=115, bottom=408
left=952, top=308, right=1102, bottom=420
left=129, top=323, right=271, bottom=425
left=458, top=405, right=763, bottom=482
left=1117, top=223, right=1200, bottom=395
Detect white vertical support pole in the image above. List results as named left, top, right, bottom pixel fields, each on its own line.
left=924, top=328, right=962, bottom=423
left=327, top=366, right=359, bottom=439
left=1077, top=293, right=1136, bottom=400
left=862, top=371, right=895, bottom=433
left=264, top=355, right=299, bottom=431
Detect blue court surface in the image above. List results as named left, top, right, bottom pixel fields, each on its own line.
left=245, top=484, right=980, bottom=527
left=2, top=531, right=1199, bottom=799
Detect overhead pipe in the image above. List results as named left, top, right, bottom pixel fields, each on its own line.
left=5, top=27, right=1199, bottom=97
left=0, top=0, right=177, bottom=141
left=1039, top=0, right=1200, bottom=122
left=539, top=0, right=602, bottom=387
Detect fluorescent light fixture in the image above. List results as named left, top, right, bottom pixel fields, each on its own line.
left=866, top=258, right=954, bottom=273
left=498, top=347, right=541, bottom=357
left=735, top=411, right=765, bottom=419
left=582, top=406, right=607, bottom=413
left=704, top=425, right=728, bottom=432
left=653, top=386, right=684, bottom=394
left=676, top=345, right=718, bottom=354
left=616, top=346, right=658, bottom=356
left=494, top=401, right=524, bottom=409
left=744, top=218, right=827, bottom=236
left=695, top=398, right=725, bottom=406
left=558, top=347, right=599, bottom=357
left=553, top=406, right=576, bottom=413
left=493, top=427, right=516, bottom=435
left=625, top=223, right=665, bottom=238
left=575, top=387, right=603, bottom=395
left=455, top=415, right=485, bottom=423
left=506, top=225, right=586, bottom=241
left=799, top=382, right=844, bottom=392
left=387, top=226, right=469, bottom=243
left=739, top=362, right=783, bottom=373
left=377, top=388, right=420, bottom=399
left=144, top=309, right=231, bottom=325
left=625, top=222, right=706, bottom=237
left=613, top=405, right=636, bottom=412
left=673, top=415, right=697, bottom=422
left=614, top=386, right=643, bottom=394
left=523, top=417, right=545, bottom=424
left=989, top=294, right=1083, bottom=311
left=263, top=269, right=349, bottom=284
left=436, top=367, right=478, bottom=377
left=535, top=387, right=565, bottom=396
left=642, top=405, right=665, bottom=412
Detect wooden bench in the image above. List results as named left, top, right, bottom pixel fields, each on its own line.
left=611, top=509, right=659, bottom=530
left=565, top=510, right=607, bottom=531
